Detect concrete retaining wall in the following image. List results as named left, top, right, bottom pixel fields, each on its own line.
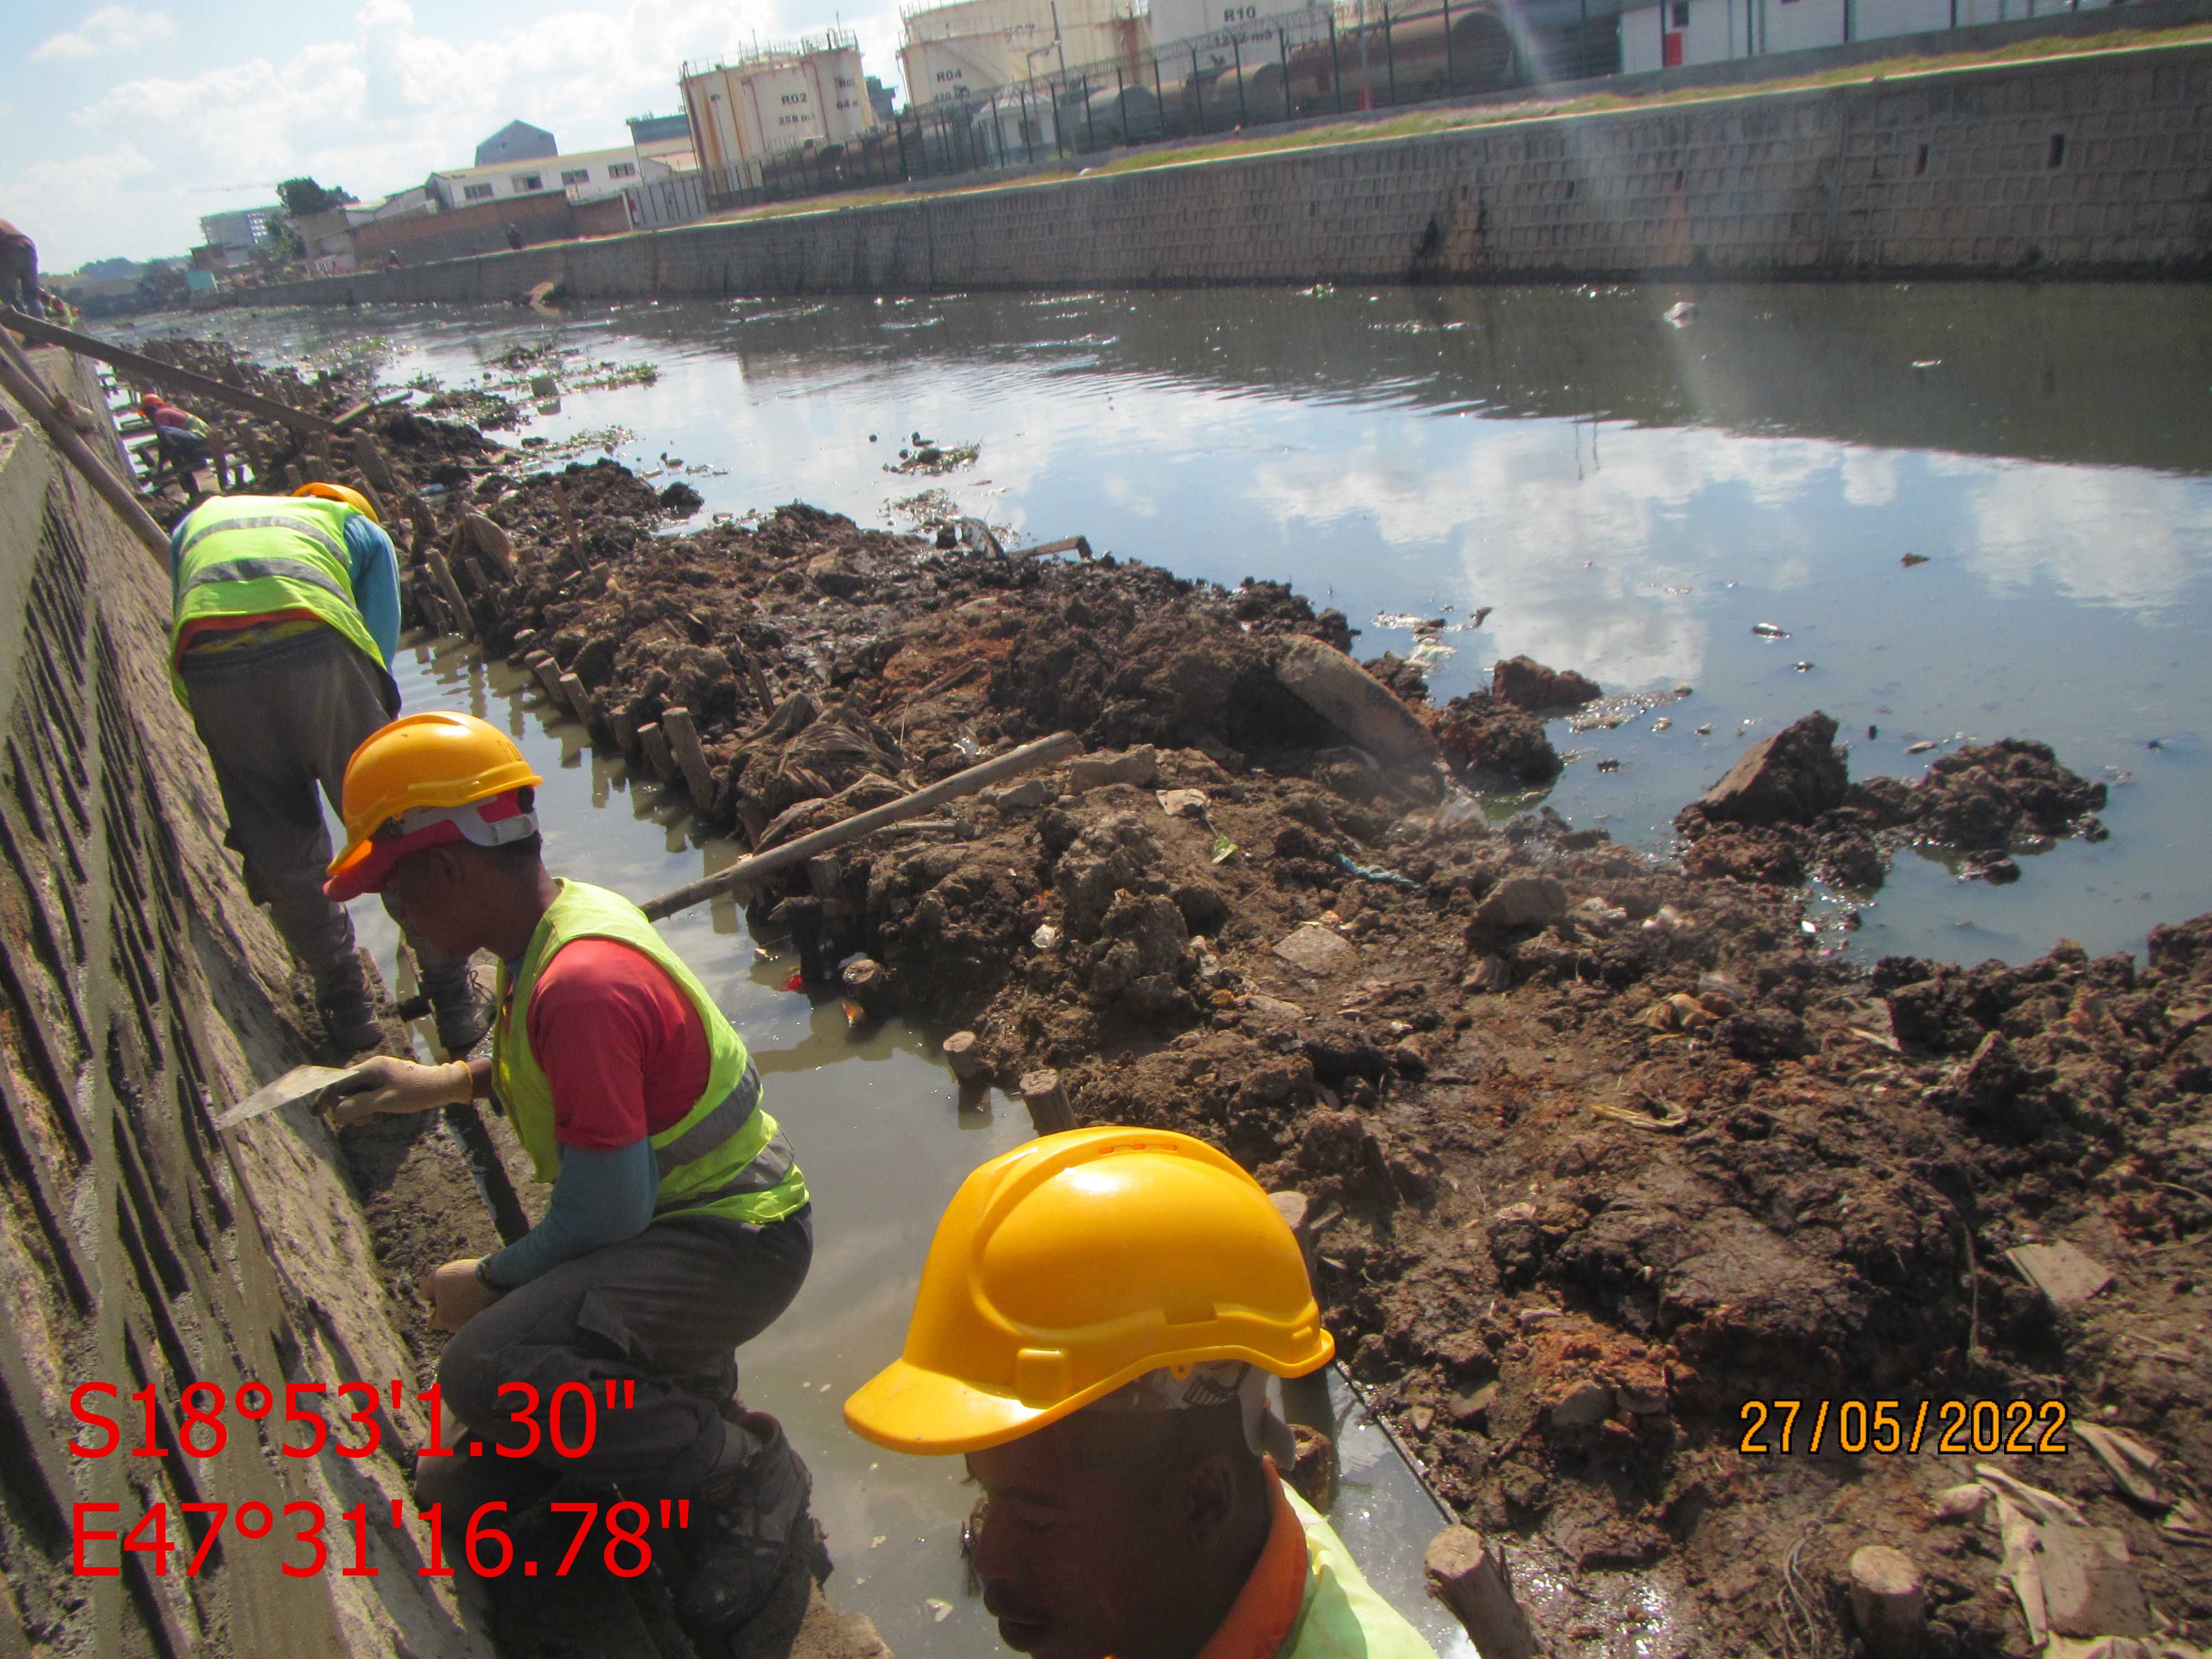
left=255, top=36, right=2212, bottom=306
left=0, top=353, right=491, bottom=1658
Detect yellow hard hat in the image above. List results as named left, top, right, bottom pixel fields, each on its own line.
left=292, top=481, right=380, bottom=524
left=844, top=1127, right=1333, bottom=1456
left=325, top=712, right=542, bottom=900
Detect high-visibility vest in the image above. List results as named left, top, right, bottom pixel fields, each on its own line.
left=1279, top=1486, right=1442, bottom=1659
left=166, top=495, right=384, bottom=703
left=493, top=880, right=809, bottom=1227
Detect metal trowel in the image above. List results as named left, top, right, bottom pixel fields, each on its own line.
left=214, top=1065, right=364, bottom=1130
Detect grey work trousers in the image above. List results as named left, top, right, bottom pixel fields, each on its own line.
left=420, top=1208, right=812, bottom=1509
left=177, top=625, right=462, bottom=999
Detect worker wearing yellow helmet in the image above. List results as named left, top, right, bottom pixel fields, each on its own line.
left=319, top=711, right=820, bottom=1653
left=846, top=1128, right=1439, bottom=1659
left=166, top=482, right=488, bottom=1055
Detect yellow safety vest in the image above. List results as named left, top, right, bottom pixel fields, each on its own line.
left=1280, top=1486, right=1442, bottom=1659
left=493, top=880, right=809, bottom=1226
left=167, top=495, right=384, bottom=705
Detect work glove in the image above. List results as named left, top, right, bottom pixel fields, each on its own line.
left=326, top=1055, right=474, bottom=1127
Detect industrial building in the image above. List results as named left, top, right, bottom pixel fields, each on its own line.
left=627, top=112, right=697, bottom=169
left=474, top=119, right=558, bottom=166
left=1618, top=0, right=2120, bottom=69
left=679, top=32, right=881, bottom=187
left=896, top=0, right=1150, bottom=103
left=425, top=145, right=664, bottom=212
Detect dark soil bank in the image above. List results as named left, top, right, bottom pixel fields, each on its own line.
left=171, top=337, right=2212, bottom=1659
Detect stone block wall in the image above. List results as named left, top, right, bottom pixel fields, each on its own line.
left=255, top=38, right=2212, bottom=306
left=0, top=352, right=492, bottom=1659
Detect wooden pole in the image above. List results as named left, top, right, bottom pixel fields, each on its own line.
left=1021, top=534, right=1093, bottom=560
left=353, top=431, right=395, bottom=495
left=1019, top=1069, right=1076, bottom=1135
left=2, top=306, right=340, bottom=435
left=942, top=1031, right=993, bottom=1086
left=465, top=512, right=515, bottom=580
left=641, top=731, right=1081, bottom=921
left=425, top=551, right=472, bottom=639
left=661, top=706, right=718, bottom=815
left=638, top=722, right=677, bottom=781
left=0, top=333, right=170, bottom=566
left=1424, top=1528, right=1538, bottom=1659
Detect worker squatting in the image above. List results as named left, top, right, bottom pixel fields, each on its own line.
left=166, top=485, right=1440, bottom=1659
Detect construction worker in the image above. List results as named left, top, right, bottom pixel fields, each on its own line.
left=168, top=483, right=486, bottom=1053
left=139, top=392, right=225, bottom=491
left=846, top=1128, right=1439, bottom=1659
left=0, top=220, right=43, bottom=319
left=318, top=711, right=821, bottom=1650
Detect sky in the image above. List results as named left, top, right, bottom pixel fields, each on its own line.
left=6, top=0, right=912, bottom=271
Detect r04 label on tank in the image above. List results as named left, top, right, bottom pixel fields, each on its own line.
left=1737, top=1398, right=2069, bottom=1456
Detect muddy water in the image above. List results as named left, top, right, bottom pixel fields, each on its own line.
left=179, top=280, right=2212, bottom=967
left=352, top=638, right=1479, bottom=1658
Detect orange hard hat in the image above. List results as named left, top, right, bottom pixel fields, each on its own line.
left=325, top=713, right=542, bottom=901
left=292, top=481, right=380, bottom=525
left=843, top=1127, right=1332, bottom=1456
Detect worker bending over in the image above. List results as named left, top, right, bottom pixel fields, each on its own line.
left=168, top=484, right=484, bottom=1052
left=140, top=392, right=227, bottom=491
left=321, top=712, right=820, bottom=1650
left=846, top=1128, right=1439, bottom=1659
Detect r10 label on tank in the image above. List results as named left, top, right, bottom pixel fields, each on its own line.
left=1737, top=1399, right=2069, bottom=1456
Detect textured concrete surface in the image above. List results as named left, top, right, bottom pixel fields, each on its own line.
left=254, top=36, right=2212, bottom=308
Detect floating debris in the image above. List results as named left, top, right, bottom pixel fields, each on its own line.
left=1901, top=552, right=1929, bottom=567
left=1752, top=621, right=1791, bottom=639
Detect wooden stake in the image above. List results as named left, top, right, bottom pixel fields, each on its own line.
left=942, top=1031, right=993, bottom=1087
left=425, top=551, right=473, bottom=639
left=0, top=306, right=341, bottom=435
left=660, top=706, right=717, bottom=815
left=841, top=957, right=894, bottom=1020
left=1019, top=1070, right=1076, bottom=1135
left=557, top=671, right=594, bottom=728
left=1424, top=1528, right=1537, bottom=1659
left=640, top=731, right=1082, bottom=922
left=353, top=431, right=396, bottom=494
left=0, top=333, right=169, bottom=566
left=1848, top=1546, right=1926, bottom=1658
left=636, top=722, right=675, bottom=782
left=608, top=706, right=638, bottom=754
left=465, top=511, right=515, bottom=580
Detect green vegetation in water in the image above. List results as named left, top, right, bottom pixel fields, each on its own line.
left=885, top=487, right=958, bottom=528
left=571, top=360, right=660, bottom=392
left=421, top=387, right=523, bottom=430
left=884, top=441, right=980, bottom=476
left=518, top=424, right=635, bottom=463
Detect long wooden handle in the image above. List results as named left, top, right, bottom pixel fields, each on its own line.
left=2, top=305, right=340, bottom=436
left=641, top=730, right=1081, bottom=921
left=0, top=329, right=170, bottom=566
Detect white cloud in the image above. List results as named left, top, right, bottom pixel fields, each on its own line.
left=1954, top=464, right=2212, bottom=618
left=30, top=6, right=176, bottom=63
left=41, top=0, right=832, bottom=263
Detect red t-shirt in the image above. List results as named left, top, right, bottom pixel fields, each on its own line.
left=525, top=938, right=712, bottom=1151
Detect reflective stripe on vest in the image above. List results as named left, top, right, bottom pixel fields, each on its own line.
left=494, top=880, right=809, bottom=1227
left=168, top=497, right=384, bottom=707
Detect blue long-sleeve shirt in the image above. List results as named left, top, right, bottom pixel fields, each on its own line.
left=479, top=1138, right=659, bottom=1288
left=168, top=507, right=401, bottom=666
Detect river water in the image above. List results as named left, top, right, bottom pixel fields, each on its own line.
left=170, top=281, right=2212, bottom=967
left=141, top=281, right=2212, bottom=1656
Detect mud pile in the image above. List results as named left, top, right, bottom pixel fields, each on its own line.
left=202, top=333, right=2210, bottom=1659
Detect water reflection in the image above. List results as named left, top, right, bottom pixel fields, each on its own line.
left=191, top=279, right=2212, bottom=964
